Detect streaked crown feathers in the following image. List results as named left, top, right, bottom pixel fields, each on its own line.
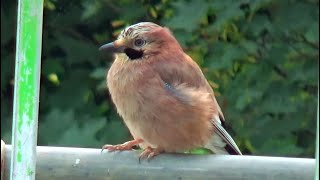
left=118, top=22, right=161, bottom=39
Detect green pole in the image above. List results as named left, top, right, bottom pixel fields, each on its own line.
left=10, top=0, right=44, bottom=179
left=316, top=89, right=319, bottom=180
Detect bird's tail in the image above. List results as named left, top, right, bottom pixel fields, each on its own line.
left=205, top=118, right=242, bottom=155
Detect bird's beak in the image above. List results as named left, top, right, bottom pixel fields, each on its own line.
left=99, top=39, right=126, bottom=53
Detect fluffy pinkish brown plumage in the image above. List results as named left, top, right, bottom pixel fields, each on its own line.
left=99, top=22, right=242, bottom=160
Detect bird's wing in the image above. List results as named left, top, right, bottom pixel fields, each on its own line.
left=151, top=53, right=224, bottom=119
left=151, top=53, right=242, bottom=155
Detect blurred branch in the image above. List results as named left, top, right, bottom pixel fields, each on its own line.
left=102, top=0, right=121, bottom=13
left=301, top=35, right=319, bottom=50
left=267, top=62, right=288, bottom=79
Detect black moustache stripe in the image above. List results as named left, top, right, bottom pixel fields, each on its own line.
left=124, top=48, right=143, bottom=60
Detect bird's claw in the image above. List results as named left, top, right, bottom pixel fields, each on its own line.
left=101, top=139, right=143, bottom=153
left=138, top=147, right=163, bottom=163
left=101, top=143, right=133, bottom=153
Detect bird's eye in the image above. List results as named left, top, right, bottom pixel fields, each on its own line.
left=134, top=39, right=146, bottom=47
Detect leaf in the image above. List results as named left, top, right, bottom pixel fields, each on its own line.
left=239, top=40, right=259, bottom=55
left=258, top=135, right=304, bottom=156
left=207, top=42, right=247, bottom=70
left=186, top=147, right=212, bottom=155
left=242, top=14, right=273, bottom=37
left=210, top=1, right=244, bottom=32
left=42, top=59, right=65, bottom=76
left=100, top=120, right=129, bottom=145
left=90, top=68, right=106, bottom=79
left=39, top=109, right=75, bottom=145
left=304, top=22, right=319, bottom=44
left=235, top=89, right=263, bottom=110
left=56, top=117, right=106, bottom=147
left=119, top=3, right=146, bottom=22
left=1, top=54, right=14, bottom=89
left=81, top=0, right=102, bottom=20
left=56, top=35, right=100, bottom=65
left=1, top=6, right=15, bottom=44
left=272, top=1, right=316, bottom=34
left=165, top=1, right=208, bottom=32
left=172, top=30, right=193, bottom=47
left=48, top=69, right=92, bottom=109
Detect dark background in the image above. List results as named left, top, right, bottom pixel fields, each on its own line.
left=1, top=0, right=319, bottom=157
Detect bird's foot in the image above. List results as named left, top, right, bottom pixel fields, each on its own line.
left=139, top=147, right=164, bottom=163
left=101, top=139, right=143, bottom=152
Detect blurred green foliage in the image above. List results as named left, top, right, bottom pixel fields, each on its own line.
left=1, top=0, right=318, bottom=157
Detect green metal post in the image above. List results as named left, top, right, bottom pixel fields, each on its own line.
left=10, top=0, right=44, bottom=179
left=316, top=89, right=319, bottom=180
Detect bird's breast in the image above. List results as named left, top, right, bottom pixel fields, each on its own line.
left=107, top=60, right=151, bottom=122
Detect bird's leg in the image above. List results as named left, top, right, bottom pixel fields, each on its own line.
left=139, top=146, right=164, bottom=162
left=101, top=139, right=143, bottom=152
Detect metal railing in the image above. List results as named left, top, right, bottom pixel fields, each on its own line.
left=1, top=145, right=316, bottom=180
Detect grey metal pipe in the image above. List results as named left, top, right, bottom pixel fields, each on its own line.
left=3, top=145, right=315, bottom=180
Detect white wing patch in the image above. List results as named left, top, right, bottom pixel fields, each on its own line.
left=214, top=114, right=222, bottom=124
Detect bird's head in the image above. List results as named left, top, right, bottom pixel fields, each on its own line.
left=99, top=22, right=182, bottom=61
